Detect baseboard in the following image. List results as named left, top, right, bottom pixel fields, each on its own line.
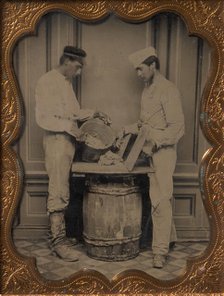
left=177, top=229, right=210, bottom=241
left=13, top=226, right=48, bottom=240
left=13, top=226, right=210, bottom=242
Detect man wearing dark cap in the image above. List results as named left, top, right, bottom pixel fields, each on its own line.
left=35, top=46, right=108, bottom=261
left=124, top=47, right=185, bottom=268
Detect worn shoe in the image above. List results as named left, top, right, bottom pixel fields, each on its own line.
left=153, top=254, right=166, bottom=268
left=52, top=241, right=79, bottom=262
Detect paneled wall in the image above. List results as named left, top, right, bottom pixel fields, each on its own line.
left=13, top=12, right=210, bottom=240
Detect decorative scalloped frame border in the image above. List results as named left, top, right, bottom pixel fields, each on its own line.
left=1, top=0, right=224, bottom=294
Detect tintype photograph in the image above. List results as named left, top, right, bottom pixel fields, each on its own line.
left=1, top=1, right=224, bottom=294
left=12, top=11, right=210, bottom=280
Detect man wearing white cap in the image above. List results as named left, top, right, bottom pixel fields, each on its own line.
left=124, top=46, right=185, bottom=268
left=35, top=46, right=110, bottom=262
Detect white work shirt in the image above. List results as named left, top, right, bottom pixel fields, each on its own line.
left=35, top=69, right=94, bottom=132
left=140, top=73, right=185, bottom=148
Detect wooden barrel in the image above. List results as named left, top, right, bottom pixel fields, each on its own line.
left=83, top=176, right=142, bottom=261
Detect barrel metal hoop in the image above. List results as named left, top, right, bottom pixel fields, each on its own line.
left=86, top=185, right=140, bottom=196
left=83, top=234, right=141, bottom=246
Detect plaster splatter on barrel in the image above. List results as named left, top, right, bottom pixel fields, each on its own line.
left=83, top=176, right=142, bottom=261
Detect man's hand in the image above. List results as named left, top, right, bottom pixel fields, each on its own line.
left=143, top=126, right=157, bottom=154
left=145, top=127, right=157, bottom=143
left=123, top=123, right=139, bottom=135
left=116, top=128, right=125, bottom=140
left=114, top=123, right=138, bottom=149
left=114, top=129, right=126, bottom=149
left=93, top=111, right=112, bottom=125
left=65, top=122, right=85, bottom=141
left=76, top=132, right=87, bottom=142
left=142, top=140, right=156, bottom=156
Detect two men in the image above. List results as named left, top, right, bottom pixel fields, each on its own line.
left=36, top=45, right=184, bottom=268
left=124, top=47, right=185, bottom=268
left=35, top=46, right=108, bottom=261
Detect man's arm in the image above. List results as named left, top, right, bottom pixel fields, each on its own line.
left=35, top=79, right=83, bottom=139
left=146, top=86, right=185, bottom=148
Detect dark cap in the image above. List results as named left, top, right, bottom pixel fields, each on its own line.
left=63, top=46, right=87, bottom=58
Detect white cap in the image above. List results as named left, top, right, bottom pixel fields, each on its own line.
left=129, top=47, right=157, bottom=68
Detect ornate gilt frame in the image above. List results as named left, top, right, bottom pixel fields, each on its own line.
left=1, top=0, right=224, bottom=294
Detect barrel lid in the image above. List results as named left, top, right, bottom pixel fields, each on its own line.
left=80, top=118, right=116, bottom=149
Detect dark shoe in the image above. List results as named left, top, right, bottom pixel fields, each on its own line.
left=53, top=240, right=79, bottom=262
left=153, top=254, right=166, bottom=268
left=169, top=241, right=176, bottom=250
left=68, top=237, right=78, bottom=246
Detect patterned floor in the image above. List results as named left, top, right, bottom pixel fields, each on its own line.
left=14, top=239, right=208, bottom=281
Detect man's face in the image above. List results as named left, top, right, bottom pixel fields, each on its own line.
left=136, top=62, right=155, bottom=83
left=65, top=59, right=83, bottom=80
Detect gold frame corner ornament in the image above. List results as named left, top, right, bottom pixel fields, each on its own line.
left=1, top=0, right=224, bottom=294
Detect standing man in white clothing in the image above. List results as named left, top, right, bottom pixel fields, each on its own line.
left=35, top=46, right=109, bottom=261
left=122, top=47, right=185, bottom=268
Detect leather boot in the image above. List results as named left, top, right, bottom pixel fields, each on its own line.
left=49, top=211, right=79, bottom=262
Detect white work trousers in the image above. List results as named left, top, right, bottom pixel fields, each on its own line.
left=43, top=131, right=75, bottom=213
left=148, top=146, right=177, bottom=255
